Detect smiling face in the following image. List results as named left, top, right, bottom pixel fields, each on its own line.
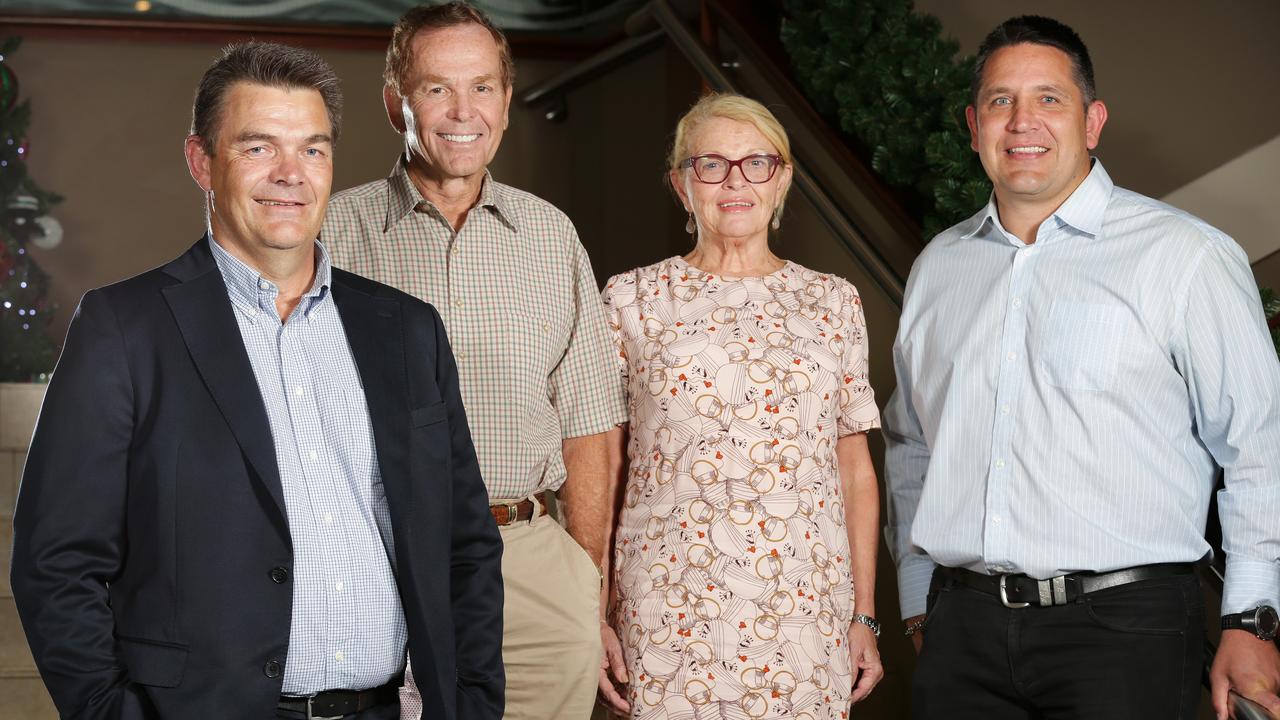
left=966, top=43, right=1107, bottom=218
left=672, top=116, right=792, bottom=246
left=388, top=22, right=512, bottom=195
left=185, top=82, right=333, bottom=261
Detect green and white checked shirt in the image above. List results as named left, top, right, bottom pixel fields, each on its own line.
left=323, top=160, right=627, bottom=500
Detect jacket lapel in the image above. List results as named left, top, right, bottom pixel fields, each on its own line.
left=161, top=238, right=288, bottom=523
left=331, top=279, right=412, bottom=521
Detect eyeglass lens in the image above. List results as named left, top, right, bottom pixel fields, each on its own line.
left=691, top=155, right=778, bottom=184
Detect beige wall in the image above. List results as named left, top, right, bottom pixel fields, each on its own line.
left=1162, top=134, right=1280, bottom=265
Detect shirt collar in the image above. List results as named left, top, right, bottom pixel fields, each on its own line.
left=383, top=157, right=517, bottom=233
left=961, top=158, right=1114, bottom=242
left=1051, top=158, right=1113, bottom=237
left=208, top=234, right=331, bottom=319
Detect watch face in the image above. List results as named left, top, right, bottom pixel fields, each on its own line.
left=1258, top=606, right=1279, bottom=640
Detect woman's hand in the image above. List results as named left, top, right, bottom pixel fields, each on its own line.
left=597, top=621, right=631, bottom=715
left=847, top=620, right=884, bottom=704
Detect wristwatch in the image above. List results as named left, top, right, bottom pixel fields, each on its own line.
left=851, top=614, right=881, bottom=637
left=1221, top=605, right=1278, bottom=641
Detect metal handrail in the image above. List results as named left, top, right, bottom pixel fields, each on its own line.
left=519, top=28, right=666, bottom=117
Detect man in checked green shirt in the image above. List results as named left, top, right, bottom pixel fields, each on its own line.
left=321, top=4, right=627, bottom=719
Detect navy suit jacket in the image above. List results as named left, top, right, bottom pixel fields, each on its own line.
left=11, top=238, right=504, bottom=719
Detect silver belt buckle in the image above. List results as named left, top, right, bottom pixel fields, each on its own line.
left=307, top=697, right=344, bottom=720
left=1034, top=575, right=1070, bottom=606
left=508, top=501, right=522, bottom=524
left=999, top=575, right=1030, bottom=609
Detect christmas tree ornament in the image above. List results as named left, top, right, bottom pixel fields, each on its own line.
left=0, top=62, right=17, bottom=114
left=30, top=214, right=62, bottom=249
left=5, top=189, right=40, bottom=242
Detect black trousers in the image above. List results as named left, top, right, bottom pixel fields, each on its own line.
left=912, top=568, right=1204, bottom=720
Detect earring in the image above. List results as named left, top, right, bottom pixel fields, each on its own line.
left=771, top=208, right=780, bottom=230
left=685, top=213, right=696, bottom=234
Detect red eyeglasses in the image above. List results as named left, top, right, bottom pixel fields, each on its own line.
left=679, top=154, right=783, bottom=184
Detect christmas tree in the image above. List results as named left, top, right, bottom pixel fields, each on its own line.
left=0, top=36, right=62, bottom=382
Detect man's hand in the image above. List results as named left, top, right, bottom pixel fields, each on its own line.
left=1210, top=629, right=1280, bottom=719
left=597, top=621, right=631, bottom=715
left=904, top=613, right=925, bottom=654
left=847, top=621, right=884, bottom=704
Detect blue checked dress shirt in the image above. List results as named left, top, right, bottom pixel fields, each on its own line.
left=210, top=237, right=406, bottom=694
left=884, top=161, right=1280, bottom=619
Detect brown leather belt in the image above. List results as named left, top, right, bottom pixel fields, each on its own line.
left=490, top=492, right=548, bottom=526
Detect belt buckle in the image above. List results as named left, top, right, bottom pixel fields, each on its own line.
left=999, top=575, right=1030, bottom=609
left=307, top=697, right=344, bottom=720
left=1035, top=575, right=1069, bottom=606
left=507, top=501, right=523, bottom=525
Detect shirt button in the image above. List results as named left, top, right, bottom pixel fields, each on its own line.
left=334, top=651, right=344, bottom=662
left=453, top=299, right=463, bottom=309
left=335, top=581, right=344, bottom=592
left=294, top=386, right=304, bottom=397
left=263, top=660, right=283, bottom=678
left=1001, top=404, right=1011, bottom=415
left=543, top=323, right=551, bottom=332
left=451, top=245, right=460, bottom=256
left=1011, top=298, right=1022, bottom=309
left=259, top=280, right=271, bottom=291
left=1006, top=351, right=1017, bottom=361
left=269, top=566, right=290, bottom=584
left=456, top=351, right=467, bottom=360
left=324, top=512, right=333, bottom=525
left=308, top=450, right=317, bottom=461
left=991, top=515, right=1002, bottom=524
left=996, top=459, right=1006, bottom=468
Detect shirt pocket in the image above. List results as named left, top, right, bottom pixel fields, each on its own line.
left=510, top=308, right=570, bottom=380
left=1040, top=302, right=1133, bottom=392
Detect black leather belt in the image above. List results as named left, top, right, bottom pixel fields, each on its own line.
left=938, top=563, right=1195, bottom=608
left=278, top=680, right=399, bottom=719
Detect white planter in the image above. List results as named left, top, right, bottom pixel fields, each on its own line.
left=1, top=382, right=47, bottom=511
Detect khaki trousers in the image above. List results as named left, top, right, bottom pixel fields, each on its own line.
left=399, top=501, right=601, bottom=720
left=498, top=500, right=602, bottom=719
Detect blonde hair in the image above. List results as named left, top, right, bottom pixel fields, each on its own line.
left=668, top=93, right=793, bottom=219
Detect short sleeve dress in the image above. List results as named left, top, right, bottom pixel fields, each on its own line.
left=601, top=256, right=880, bottom=719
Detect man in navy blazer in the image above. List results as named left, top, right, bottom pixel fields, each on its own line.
left=10, top=42, right=503, bottom=719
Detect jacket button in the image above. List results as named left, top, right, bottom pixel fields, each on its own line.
left=264, top=660, right=282, bottom=678
left=269, top=566, right=290, bottom=584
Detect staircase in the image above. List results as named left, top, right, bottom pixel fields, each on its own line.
left=0, top=383, right=58, bottom=719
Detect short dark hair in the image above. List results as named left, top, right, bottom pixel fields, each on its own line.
left=191, top=41, right=343, bottom=154
left=384, top=2, right=514, bottom=95
left=971, top=15, right=1096, bottom=108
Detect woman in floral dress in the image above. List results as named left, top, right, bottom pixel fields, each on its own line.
left=598, top=94, right=884, bottom=719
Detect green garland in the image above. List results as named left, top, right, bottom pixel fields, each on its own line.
left=780, top=0, right=990, bottom=239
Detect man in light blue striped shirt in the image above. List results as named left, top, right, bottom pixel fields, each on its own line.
left=884, top=15, right=1280, bottom=720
